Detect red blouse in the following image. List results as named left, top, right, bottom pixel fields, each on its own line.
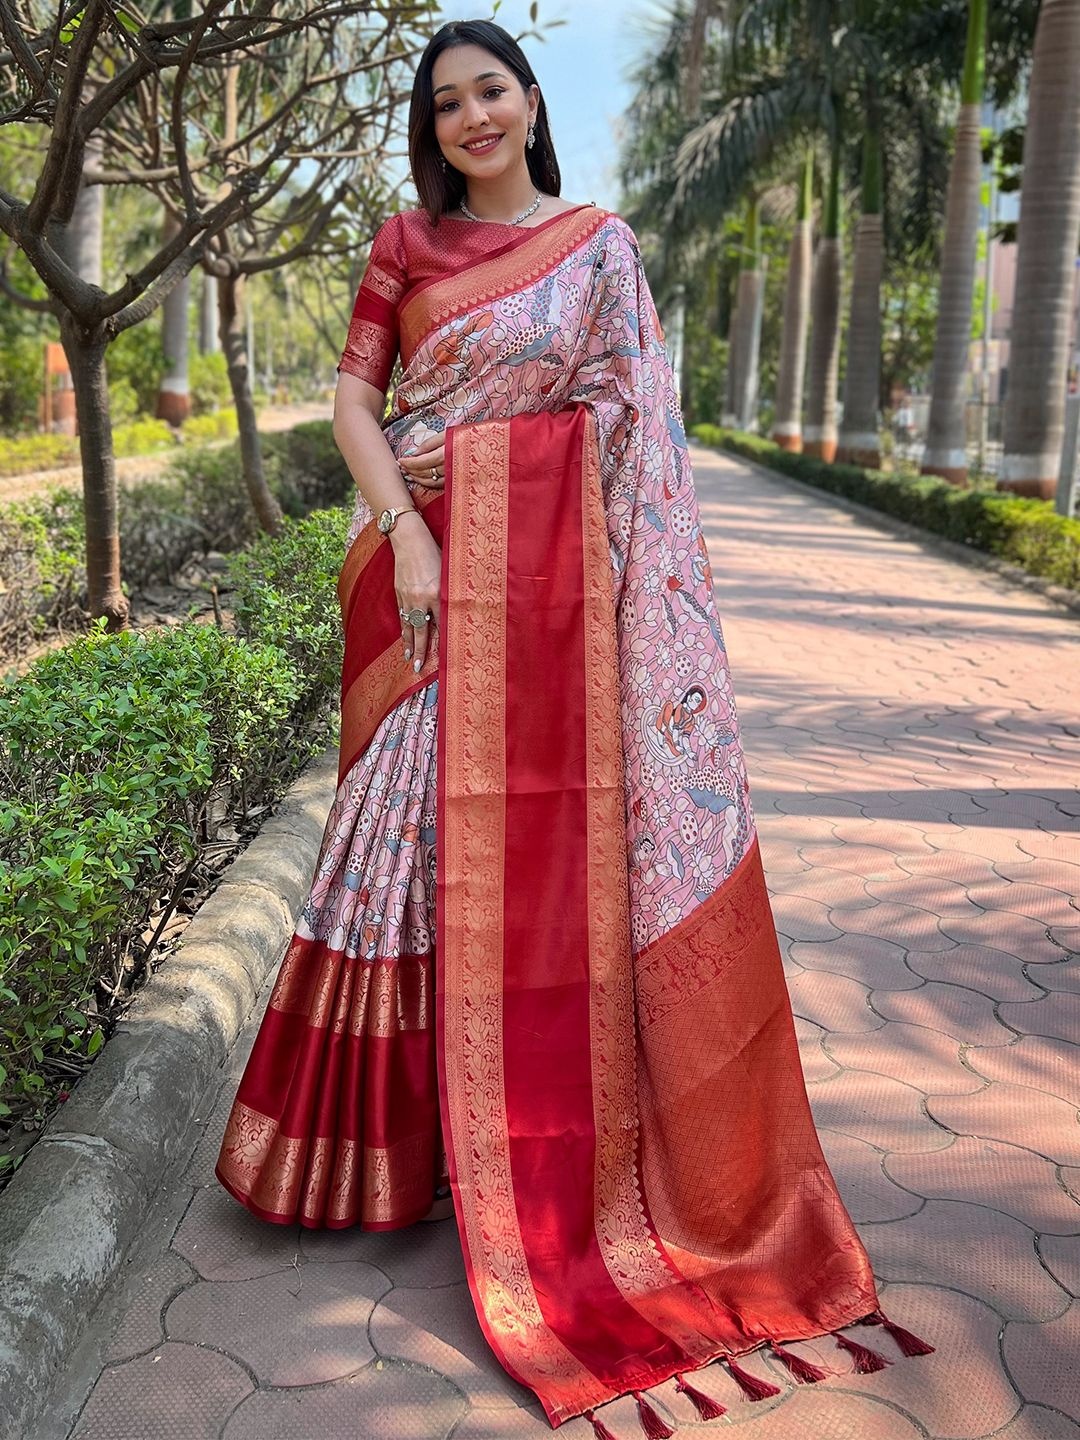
left=337, top=208, right=594, bottom=392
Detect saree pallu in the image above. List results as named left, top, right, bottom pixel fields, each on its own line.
left=218, top=204, right=928, bottom=1428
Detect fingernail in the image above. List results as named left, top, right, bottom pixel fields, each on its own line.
left=404, top=648, right=411, bottom=659
left=414, top=659, right=422, bottom=673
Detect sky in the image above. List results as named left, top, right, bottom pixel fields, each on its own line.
left=429, top=0, right=671, bottom=212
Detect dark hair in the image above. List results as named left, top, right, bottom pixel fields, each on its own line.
left=408, top=19, right=561, bottom=225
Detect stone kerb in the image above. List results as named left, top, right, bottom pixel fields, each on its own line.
left=0, top=749, right=338, bottom=1440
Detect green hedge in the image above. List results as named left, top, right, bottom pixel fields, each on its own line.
left=1, top=420, right=352, bottom=660
left=691, top=425, right=1080, bottom=592
left=0, top=506, right=350, bottom=1172
left=0, top=407, right=241, bottom=479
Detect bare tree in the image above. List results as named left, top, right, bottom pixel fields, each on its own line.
left=0, top=1, right=428, bottom=624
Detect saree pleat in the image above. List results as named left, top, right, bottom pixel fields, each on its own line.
left=215, top=682, right=446, bottom=1231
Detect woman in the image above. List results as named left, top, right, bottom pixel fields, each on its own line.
left=216, top=19, right=931, bottom=1435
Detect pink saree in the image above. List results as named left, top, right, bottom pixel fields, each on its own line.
left=216, top=205, right=931, bottom=1430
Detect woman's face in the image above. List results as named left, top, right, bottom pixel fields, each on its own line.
left=431, top=43, right=539, bottom=181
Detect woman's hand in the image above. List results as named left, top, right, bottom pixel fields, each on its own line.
left=393, top=521, right=442, bottom=673
left=399, top=439, right=446, bottom=489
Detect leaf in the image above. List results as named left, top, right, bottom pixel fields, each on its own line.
left=667, top=840, right=685, bottom=879
left=59, top=8, right=85, bottom=42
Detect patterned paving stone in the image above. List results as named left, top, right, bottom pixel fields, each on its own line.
left=870, top=982, right=1016, bottom=1047
left=906, top=944, right=1045, bottom=1003
left=166, top=1260, right=389, bottom=1385
left=221, top=1360, right=468, bottom=1440
left=884, top=1137, right=1080, bottom=1235
left=865, top=1199, right=1069, bottom=1322
left=370, top=1283, right=532, bottom=1408
left=897, top=850, right=1009, bottom=886
left=799, top=840, right=913, bottom=880
left=986, top=1406, right=1080, bottom=1440
left=965, top=1037, right=1080, bottom=1108
left=767, top=866, right=877, bottom=911
left=927, top=1085, right=1080, bottom=1168
left=449, top=1402, right=596, bottom=1438
left=1003, top=1303, right=1080, bottom=1422
left=828, top=901, right=954, bottom=952
left=786, top=970, right=884, bottom=1033
left=937, top=910, right=1066, bottom=965
left=825, top=1022, right=983, bottom=1097
left=709, top=1386, right=926, bottom=1438
left=998, top=992, right=1080, bottom=1046
left=300, top=1210, right=467, bottom=1287
left=992, top=858, right=1080, bottom=896
left=863, top=872, right=986, bottom=920
left=964, top=881, right=1080, bottom=928
left=794, top=1017, right=843, bottom=1083
left=789, top=934, right=921, bottom=991
left=172, top=1184, right=303, bottom=1281
left=818, top=1129, right=924, bottom=1223
left=838, top=1283, right=1021, bottom=1439
left=103, top=1250, right=197, bottom=1365
left=807, top=1070, right=953, bottom=1153
left=1034, top=960, right=1080, bottom=996
left=1039, top=1236, right=1080, bottom=1298
left=71, top=1343, right=253, bottom=1440
left=771, top=892, right=846, bottom=942
left=1061, top=1169, right=1080, bottom=1205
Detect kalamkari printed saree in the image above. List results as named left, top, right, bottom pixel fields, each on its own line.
left=216, top=204, right=931, bottom=1431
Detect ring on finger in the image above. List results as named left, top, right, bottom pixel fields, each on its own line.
left=403, top=606, right=432, bottom=628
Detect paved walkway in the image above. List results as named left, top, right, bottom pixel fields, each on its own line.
left=40, top=448, right=1080, bottom=1440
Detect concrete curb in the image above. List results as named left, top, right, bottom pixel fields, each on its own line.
left=0, top=748, right=338, bottom=1440
left=696, top=443, right=1080, bottom=618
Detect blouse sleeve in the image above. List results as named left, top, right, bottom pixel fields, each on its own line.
left=337, top=213, right=408, bottom=393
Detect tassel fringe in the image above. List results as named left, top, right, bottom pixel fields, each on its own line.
left=723, top=1355, right=783, bottom=1401
left=769, top=1342, right=829, bottom=1384
left=675, top=1373, right=728, bottom=1419
left=865, top=1309, right=936, bottom=1357
left=584, top=1409, right=619, bottom=1440
left=835, top=1331, right=893, bottom=1374
left=632, top=1391, right=675, bottom=1439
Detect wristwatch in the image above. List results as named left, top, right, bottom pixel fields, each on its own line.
left=377, top=505, right=418, bottom=535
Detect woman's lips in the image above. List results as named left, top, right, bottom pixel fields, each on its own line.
left=461, top=134, right=503, bottom=156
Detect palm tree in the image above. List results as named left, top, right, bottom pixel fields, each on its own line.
left=773, top=152, right=814, bottom=452
left=156, top=210, right=191, bottom=425
left=837, top=127, right=884, bottom=466
left=920, top=0, right=988, bottom=485
left=731, top=195, right=766, bottom=429
left=805, top=139, right=843, bottom=461
left=1001, top=0, right=1080, bottom=499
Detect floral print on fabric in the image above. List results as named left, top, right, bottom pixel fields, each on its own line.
left=342, top=211, right=755, bottom=953
left=297, top=680, right=438, bottom=962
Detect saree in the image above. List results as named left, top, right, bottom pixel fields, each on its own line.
left=217, top=205, right=931, bottom=1430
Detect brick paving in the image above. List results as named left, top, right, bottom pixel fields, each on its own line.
left=47, top=447, right=1080, bottom=1439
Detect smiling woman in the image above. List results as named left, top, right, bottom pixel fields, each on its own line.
left=214, top=17, right=933, bottom=1438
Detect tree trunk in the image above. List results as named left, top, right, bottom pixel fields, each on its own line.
left=732, top=269, right=765, bottom=431
left=838, top=131, right=884, bottom=468
left=1001, top=0, right=1080, bottom=499
left=60, top=310, right=128, bottom=627
left=219, top=270, right=284, bottom=534
left=921, top=0, right=987, bottom=485
left=200, top=271, right=220, bottom=352
left=773, top=155, right=814, bottom=452
left=722, top=294, right=740, bottom=428
left=804, top=141, right=843, bottom=462
left=156, top=210, right=192, bottom=425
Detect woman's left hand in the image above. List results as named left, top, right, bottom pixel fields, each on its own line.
left=399, top=440, right=446, bottom=489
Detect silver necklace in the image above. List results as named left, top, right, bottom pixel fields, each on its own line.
left=459, top=191, right=543, bottom=226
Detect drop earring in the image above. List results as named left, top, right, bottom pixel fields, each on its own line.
left=526, top=124, right=535, bottom=150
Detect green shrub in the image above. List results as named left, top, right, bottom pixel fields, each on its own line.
left=189, top=352, right=232, bottom=414
left=181, top=409, right=239, bottom=443
left=226, top=506, right=349, bottom=721
left=113, top=417, right=176, bottom=457
left=0, top=621, right=297, bottom=1145
left=0, top=432, right=81, bottom=478
left=0, top=489, right=86, bottom=657
left=691, top=425, right=1080, bottom=591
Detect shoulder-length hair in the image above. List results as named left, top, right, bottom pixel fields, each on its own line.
left=408, top=19, right=561, bottom=226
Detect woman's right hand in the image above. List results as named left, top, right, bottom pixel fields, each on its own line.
left=393, top=520, right=442, bottom=673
